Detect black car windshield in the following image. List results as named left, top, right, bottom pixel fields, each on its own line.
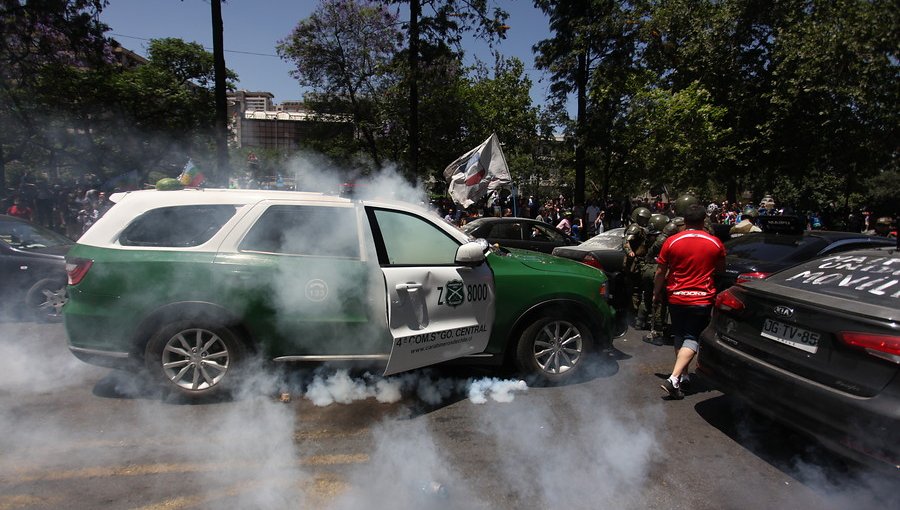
left=725, top=234, right=826, bottom=262
left=0, top=219, right=72, bottom=250
left=770, top=250, right=899, bottom=308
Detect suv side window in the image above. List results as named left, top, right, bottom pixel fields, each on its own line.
left=119, top=205, right=236, bottom=247
left=370, top=209, right=459, bottom=265
left=241, top=205, right=360, bottom=258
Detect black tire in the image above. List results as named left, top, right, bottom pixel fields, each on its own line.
left=515, top=314, right=594, bottom=384
left=144, top=320, right=247, bottom=401
left=25, top=277, right=68, bottom=322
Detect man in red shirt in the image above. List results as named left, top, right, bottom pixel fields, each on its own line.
left=6, top=196, right=33, bottom=221
left=653, top=203, right=726, bottom=399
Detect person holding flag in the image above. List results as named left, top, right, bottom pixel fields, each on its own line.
left=443, top=133, right=511, bottom=208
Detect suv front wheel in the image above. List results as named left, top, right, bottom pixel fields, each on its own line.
left=515, top=314, right=593, bottom=384
left=144, top=320, right=246, bottom=401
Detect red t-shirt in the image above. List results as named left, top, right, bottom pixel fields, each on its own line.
left=657, top=229, right=726, bottom=306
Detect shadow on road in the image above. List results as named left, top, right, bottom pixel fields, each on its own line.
left=694, top=394, right=897, bottom=507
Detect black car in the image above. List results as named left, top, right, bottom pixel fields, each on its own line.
left=462, top=217, right=578, bottom=254
left=551, top=228, right=629, bottom=315
left=0, top=215, right=73, bottom=320
left=699, top=247, right=900, bottom=471
left=718, top=228, right=895, bottom=290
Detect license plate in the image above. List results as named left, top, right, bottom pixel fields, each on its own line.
left=760, top=319, right=820, bottom=354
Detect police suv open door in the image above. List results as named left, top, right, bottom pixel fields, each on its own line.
left=365, top=206, right=495, bottom=375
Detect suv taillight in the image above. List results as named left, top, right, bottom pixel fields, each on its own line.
left=66, top=258, right=93, bottom=286
left=838, top=332, right=900, bottom=364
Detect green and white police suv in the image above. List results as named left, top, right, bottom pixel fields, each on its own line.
left=64, top=187, right=615, bottom=399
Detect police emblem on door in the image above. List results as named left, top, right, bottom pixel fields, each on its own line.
left=305, top=279, right=328, bottom=302
left=445, top=280, right=465, bottom=307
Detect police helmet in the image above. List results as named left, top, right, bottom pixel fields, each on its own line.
left=631, top=207, right=652, bottom=227
left=649, top=213, right=669, bottom=233
left=662, top=221, right=680, bottom=237
left=625, top=223, right=643, bottom=240
left=674, top=194, right=699, bottom=216
left=742, top=205, right=759, bottom=218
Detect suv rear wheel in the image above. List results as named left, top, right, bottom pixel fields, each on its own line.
left=515, top=314, right=593, bottom=384
left=144, top=320, right=246, bottom=400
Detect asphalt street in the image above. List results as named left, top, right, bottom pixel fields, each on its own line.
left=0, top=319, right=895, bottom=509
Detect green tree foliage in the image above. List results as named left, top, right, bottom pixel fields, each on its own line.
left=533, top=0, right=641, bottom=205
left=0, top=0, right=109, bottom=193
left=389, top=0, right=508, bottom=176
left=0, top=0, right=238, bottom=188
left=108, top=38, right=237, bottom=179
left=762, top=0, right=898, bottom=211
left=278, top=0, right=402, bottom=167
left=639, top=0, right=897, bottom=212
left=626, top=81, right=732, bottom=196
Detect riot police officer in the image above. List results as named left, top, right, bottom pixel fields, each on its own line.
left=673, top=194, right=699, bottom=217
left=623, top=222, right=647, bottom=326
left=642, top=217, right=685, bottom=345
left=635, top=213, right=671, bottom=330
left=730, top=205, right=762, bottom=237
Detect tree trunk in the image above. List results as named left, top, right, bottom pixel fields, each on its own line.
left=574, top=52, right=587, bottom=207
left=407, top=0, right=420, bottom=178
left=211, top=0, right=229, bottom=183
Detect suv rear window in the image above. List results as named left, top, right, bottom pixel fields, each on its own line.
left=119, top=205, right=236, bottom=247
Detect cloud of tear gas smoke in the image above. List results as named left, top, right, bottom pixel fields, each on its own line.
left=299, top=368, right=528, bottom=407
left=325, top=418, right=491, bottom=510
left=0, top=323, right=99, bottom=393
left=471, top=384, right=661, bottom=509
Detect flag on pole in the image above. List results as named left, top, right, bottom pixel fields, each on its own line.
left=443, top=133, right=511, bottom=208
left=178, top=159, right=205, bottom=187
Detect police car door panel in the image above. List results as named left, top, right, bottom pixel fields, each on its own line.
left=365, top=206, right=494, bottom=375
left=381, top=264, right=494, bottom=375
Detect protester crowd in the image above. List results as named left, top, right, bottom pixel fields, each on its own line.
left=438, top=190, right=897, bottom=241
left=2, top=173, right=114, bottom=239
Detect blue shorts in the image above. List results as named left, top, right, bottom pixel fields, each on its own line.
left=668, top=304, right=712, bottom=352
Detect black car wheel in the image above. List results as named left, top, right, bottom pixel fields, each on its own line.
left=515, top=315, right=593, bottom=383
left=144, top=320, right=246, bottom=401
left=25, top=277, right=68, bottom=322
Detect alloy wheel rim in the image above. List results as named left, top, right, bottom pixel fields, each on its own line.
left=533, top=320, right=583, bottom=374
left=161, top=328, right=230, bottom=390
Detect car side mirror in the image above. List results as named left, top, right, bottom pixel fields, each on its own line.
left=456, top=241, right=486, bottom=266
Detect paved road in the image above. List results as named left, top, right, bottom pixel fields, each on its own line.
left=0, top=320, right=895, bottom=509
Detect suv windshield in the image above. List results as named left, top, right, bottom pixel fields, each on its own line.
left=725, top=234, right=826, bottom=262
left=0, top=219, right=72, bottom=250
